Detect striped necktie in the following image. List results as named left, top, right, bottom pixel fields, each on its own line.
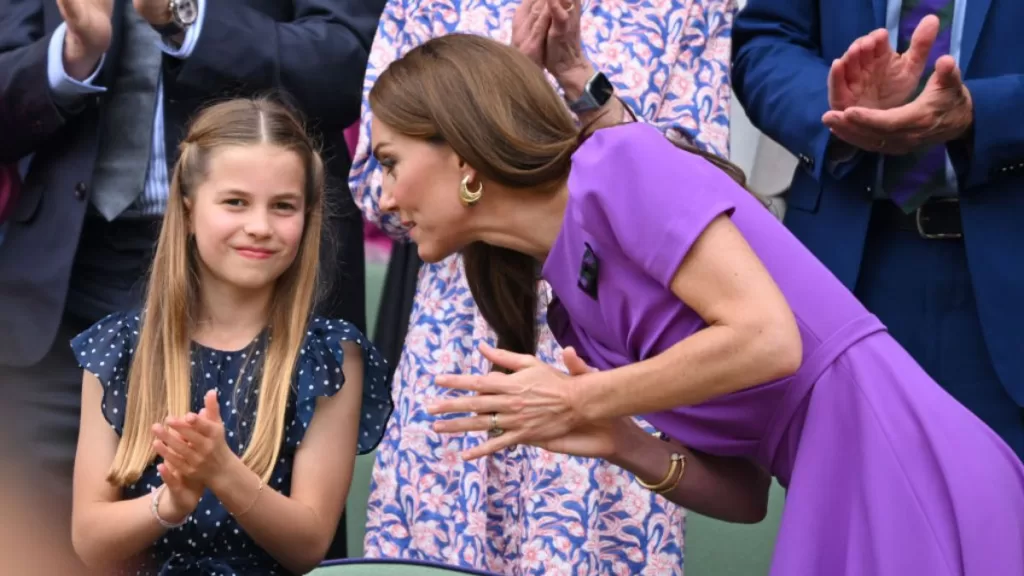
left=882, top=0, right=956, bottom=212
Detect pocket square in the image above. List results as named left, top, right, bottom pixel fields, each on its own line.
left=577, top=242, right=599, bottom=300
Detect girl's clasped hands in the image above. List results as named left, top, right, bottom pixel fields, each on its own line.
left=150, top=390, right=234, bottom=522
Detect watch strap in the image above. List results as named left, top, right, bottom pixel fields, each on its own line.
left=151, top=19, right=184, bottom=37
left=568, top=91, right=600, bottom=114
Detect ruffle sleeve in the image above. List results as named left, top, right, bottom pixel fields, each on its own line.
left=286, top=317, right=392, bottom=454
left=70, top=311, right=141, bottom=435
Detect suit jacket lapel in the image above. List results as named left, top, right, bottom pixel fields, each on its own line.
left=960, top=0, right=993, bottom=74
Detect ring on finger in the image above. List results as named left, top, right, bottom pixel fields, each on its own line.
left=488, top=413, right=505, bottom=438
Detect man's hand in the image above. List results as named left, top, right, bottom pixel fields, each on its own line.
left=823, top=55, right=973, bottom=154
left=57, top=0, right=115, bottom=81
left=827, top=16, right=939, bottom=113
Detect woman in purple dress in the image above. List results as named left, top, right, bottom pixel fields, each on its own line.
left=367, top=33, right=1024, bottom=575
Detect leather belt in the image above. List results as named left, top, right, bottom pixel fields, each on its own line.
left=872, top=197, right=963, bottom=240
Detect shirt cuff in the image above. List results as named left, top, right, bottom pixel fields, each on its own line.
left=47, top=23, right=107, bottom=109
left=826, top=136, right=861, bottom=179
left=161, top=0, right=206, bottom=59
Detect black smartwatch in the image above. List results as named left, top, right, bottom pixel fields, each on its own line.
left=151, top=0, right=199, bottom=37
left=567, top=72, right=615, bottom=114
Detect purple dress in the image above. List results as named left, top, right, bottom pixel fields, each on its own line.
left=541, top=123, right=1024, bottom=575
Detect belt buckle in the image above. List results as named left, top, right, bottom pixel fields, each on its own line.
left=914, top=198, right=962, bottom=240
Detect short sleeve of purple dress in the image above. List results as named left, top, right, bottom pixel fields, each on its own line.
left=541, top=123, right=1024, bottom=576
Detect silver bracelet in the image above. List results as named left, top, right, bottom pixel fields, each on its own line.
left=151, top=485, right=189, bottom=529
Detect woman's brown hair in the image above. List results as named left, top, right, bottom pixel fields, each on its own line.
left=109, top=97, right=326, bottom=486
left=369, top=34, right=748, bottom=358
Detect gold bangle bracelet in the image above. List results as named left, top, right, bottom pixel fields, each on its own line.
left=636, top=453, right=685, bottom=493
left=656, top=453, right=687, bottom=494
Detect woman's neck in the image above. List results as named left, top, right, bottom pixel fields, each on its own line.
left=474, top=180, right=569, bottom=262
left=192, top=269, right=274, bottom=351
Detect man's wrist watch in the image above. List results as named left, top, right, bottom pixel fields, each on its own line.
left=567, top=72, right=615, bottom=115
left=151, top=0, right=199, bottom=37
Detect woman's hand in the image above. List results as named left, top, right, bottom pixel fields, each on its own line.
left=535, top=348, right=636, bottom=460
left=429, top=344, right=594, bottom=460
left=536, top=415, right=648, bottom=461
left=153, top=390, right=237, bottom=488
left=511, top=0, right=552, bottom=68
left=543, top=0, right=594, bottom=102
left=513, top=0, right=594, bottom=101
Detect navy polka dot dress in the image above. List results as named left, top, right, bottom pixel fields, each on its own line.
left=71, top=312, right=392, bottom=575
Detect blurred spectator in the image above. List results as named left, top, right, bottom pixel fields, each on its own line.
left=0, top=401, right=86, bottom=576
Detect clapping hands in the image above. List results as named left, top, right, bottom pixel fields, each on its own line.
left=529, top=348, right=638, bottom=461
left=57, top=0, right=114, bottom=80
left=826, top=22, right=937, bottom=114
left=822, top=16, right=974, bottom=154
left=57, top=0, right=177, bottom=81
left=151, top=390, right=235, bottom=521
left=512, top=0, right=552, bottom=67
left=512, top=0, right=594, bottom=101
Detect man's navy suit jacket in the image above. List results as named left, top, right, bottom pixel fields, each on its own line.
left=0, top=0, right=386, bottom=366
left=733, top=0, right=1024, bottom=405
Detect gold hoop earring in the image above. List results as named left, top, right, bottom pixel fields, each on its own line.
left=459, top=175, right=483, bottom=206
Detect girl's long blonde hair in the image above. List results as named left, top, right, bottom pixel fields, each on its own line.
left=108, top=97, right=326, bottom=486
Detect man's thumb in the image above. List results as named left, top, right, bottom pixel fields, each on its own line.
left=931, top=56, right=962, bottom=89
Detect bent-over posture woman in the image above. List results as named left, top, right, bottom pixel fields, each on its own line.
left=371, top=34, right=1024, bottom=576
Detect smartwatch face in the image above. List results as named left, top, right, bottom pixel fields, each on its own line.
left=590, top=73, right=615, bottom=106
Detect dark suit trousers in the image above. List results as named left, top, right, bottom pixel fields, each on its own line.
left=855, top=204, right=1024, bottom=461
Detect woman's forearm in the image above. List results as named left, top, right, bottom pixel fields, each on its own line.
left=73, top=491, right=181, bottom=568
left=210, top=457, right=334, bottom=575
left=578, top=97, right=630, bottom=129
left=609, top=423, right=771, bottom=524
left=575, top=322, right=800, bottom=421
left=557, top=64, right=632, bottom=130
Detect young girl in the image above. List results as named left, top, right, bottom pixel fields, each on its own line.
left=69, top=98, right=392, bottom=575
